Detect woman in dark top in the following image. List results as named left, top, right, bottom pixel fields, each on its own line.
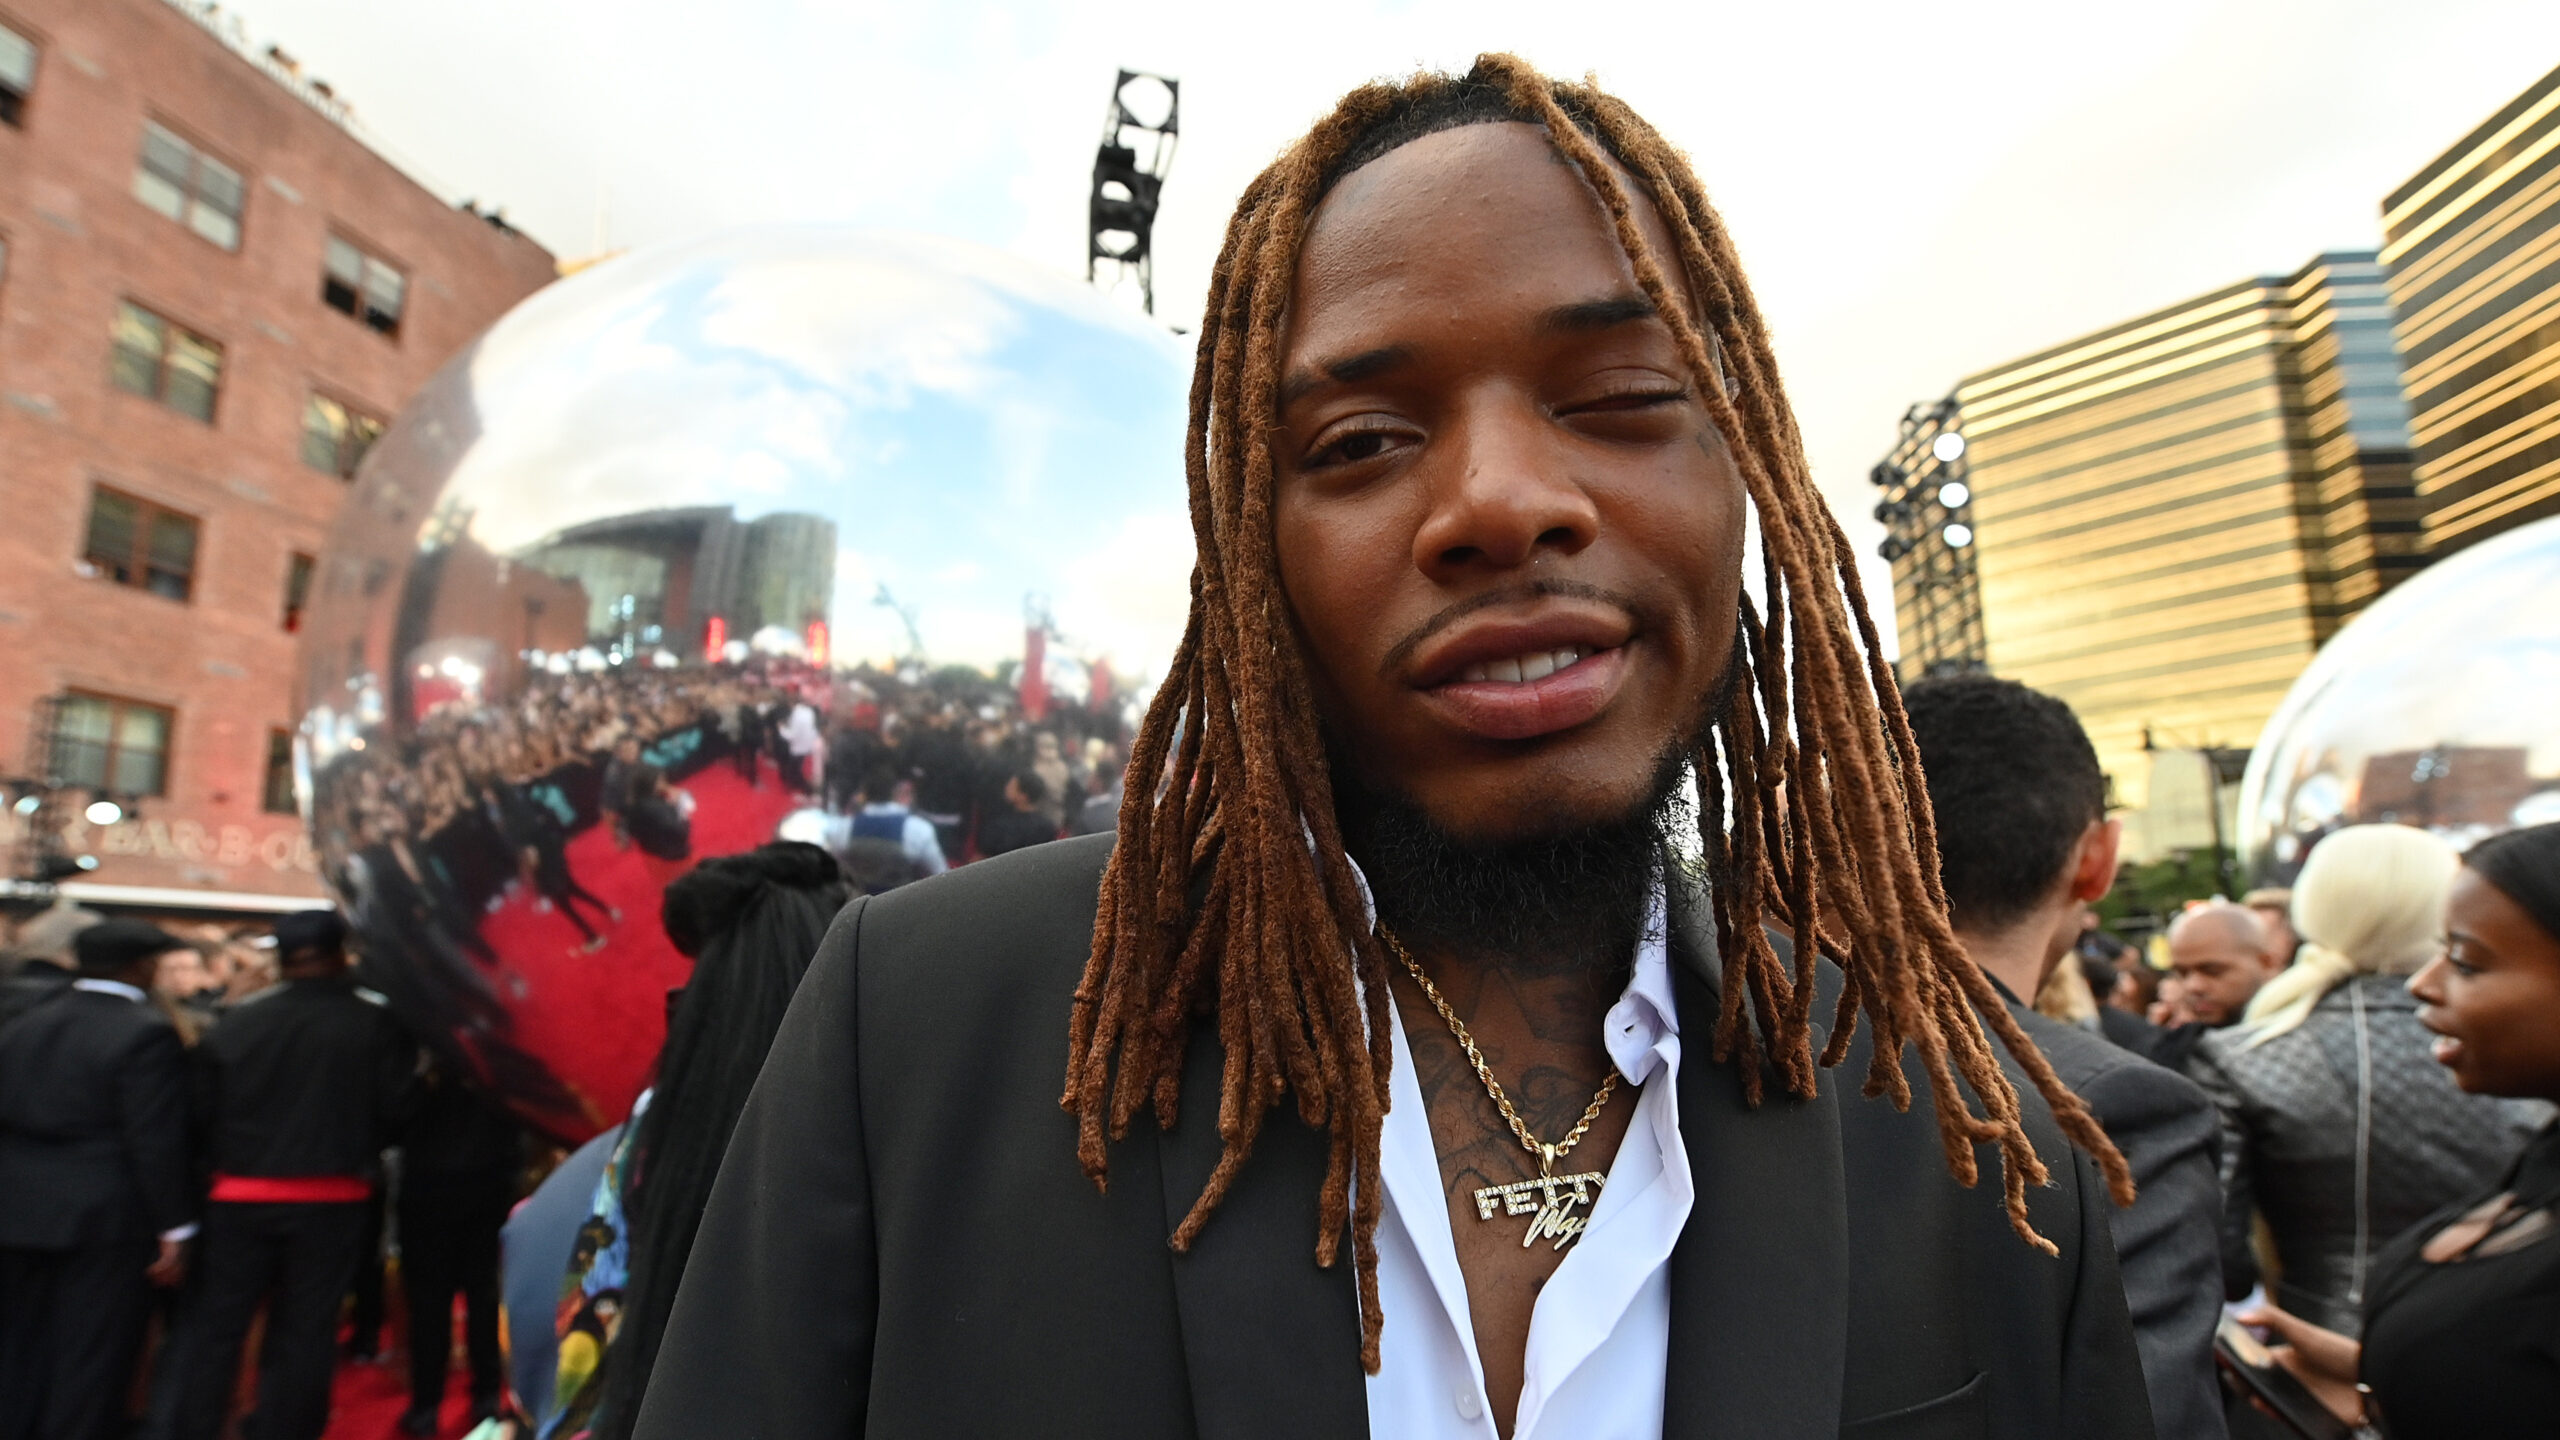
left=2241, top=821, right=2560, bottom=1438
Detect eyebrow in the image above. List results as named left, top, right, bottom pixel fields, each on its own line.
left=1279, top=345, right=1411, bottom=410
left=1276, top=295, right=1662, bottom=411
left=1540, top=294, right=1658, bottom=334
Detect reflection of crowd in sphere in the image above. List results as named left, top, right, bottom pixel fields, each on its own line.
left=301, top=654, right=1131, bottom=1136
left=812, top=666, right=1132, bottom=868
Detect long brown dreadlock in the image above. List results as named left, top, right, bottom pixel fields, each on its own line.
left=1062, top=54, right=2133, bottom=1373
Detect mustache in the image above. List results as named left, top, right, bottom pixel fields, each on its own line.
left=1375, top=578, right=1642, bottom=680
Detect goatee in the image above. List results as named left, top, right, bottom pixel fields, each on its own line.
left=1332, top=744, right=1693, bottom=970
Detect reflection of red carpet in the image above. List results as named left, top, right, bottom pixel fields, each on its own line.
left=476, top=756, right=803, bottom=1139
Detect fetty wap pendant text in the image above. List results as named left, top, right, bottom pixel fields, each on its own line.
left=1472, top=1170, right=1606, bottom=1251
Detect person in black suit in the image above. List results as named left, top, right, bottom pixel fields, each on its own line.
left=393, top=1066, right=522, bottom=1435
left=634, top=59, right=2150, bottom=1440
left=147, top=911, right=418, bottom=1440
left=1904, top=674, right=2227, bottom=1440
left=2076, top=931, right=2172, bottom=1059
left=0, top=919, right=195, bottom=1440
left=0, top=904, right=101, bottom=1029
left=973, top=768, right=1057, bottom=858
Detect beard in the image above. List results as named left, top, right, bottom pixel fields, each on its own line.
left=1331, top=736, right=1698, bottom=971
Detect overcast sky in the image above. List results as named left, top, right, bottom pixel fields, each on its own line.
left=237, top=0, right=2560, bottom=622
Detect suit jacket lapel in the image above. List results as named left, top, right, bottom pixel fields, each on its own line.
left=1154, top=1020, right=1370, bottom=1440
left=1662, top=868, right=1850, bottom=1440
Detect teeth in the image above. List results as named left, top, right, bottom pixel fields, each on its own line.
left=1458, top=646, right=1589, bottom=684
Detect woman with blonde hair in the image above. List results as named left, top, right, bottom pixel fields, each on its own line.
left=2191, top=824, right=2548, bottom=1331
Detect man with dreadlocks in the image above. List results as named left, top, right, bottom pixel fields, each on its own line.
left=635, top=57, right=2150, bottom=1440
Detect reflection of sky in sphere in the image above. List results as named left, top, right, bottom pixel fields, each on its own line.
left=440, top=227, right=1195, bottom=673
left=2238, top=515, right=2560, bottom=870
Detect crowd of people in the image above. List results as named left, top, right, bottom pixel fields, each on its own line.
left=1905, top=674, right=2559, bottom=1440
left=7, top=666, right=2550, bottom=1439
left=0, top=653, right=1142, bottom=1440
left=0, top=906, right=520, bottom=1440
left=308, top=657, right=1130, bottom=948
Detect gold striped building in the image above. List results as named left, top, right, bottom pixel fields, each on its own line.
left=2383, top=62, right=2560, bottom=557
left=1948, top=253, right=2415, bottom=814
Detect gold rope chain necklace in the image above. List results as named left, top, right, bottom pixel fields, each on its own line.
left=1380, top=925, right=1620, bottom=1253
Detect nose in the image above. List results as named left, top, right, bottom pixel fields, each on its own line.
left=2407, top=949, right=2449, bottom=1003
left=1410, top=391, right=1598, bottom=581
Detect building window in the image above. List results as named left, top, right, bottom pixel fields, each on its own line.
left=109, top=301, right=222, bottom=422
left=0, top=21, right=34, bottom=128
left=82, top=487, right=198, bottom=602
left=322, top=236, right=404, bottom=336
left=262, top=729, right=296, bottom=814
left=299, top=392, right=383, bottom=478
left=132, top=121, right=244, bottom=251
left=50, top=693, right=172, bottom=798
left=282, top=551, right=313, bottom=631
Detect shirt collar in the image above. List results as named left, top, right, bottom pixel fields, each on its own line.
left=71, top=977, right=148, bottom=1003
left=1607, top=884, right=1678, bottom=1085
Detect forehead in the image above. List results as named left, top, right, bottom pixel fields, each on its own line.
left=2451, top=867, right=2558, bottom=952
left=2172, top=918, right=2253, bottom=958
left=1287, top=121, right=1693, bottom=349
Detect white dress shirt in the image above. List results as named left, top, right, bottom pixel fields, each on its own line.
left=1365, top=880, right=1689, bottom=1440
left=71, top=976, right=149, bottom=1002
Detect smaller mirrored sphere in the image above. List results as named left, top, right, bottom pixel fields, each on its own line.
left=2239, top=515, right=2560, bottom=879
left=295, top=227, right=1193, bottom=1139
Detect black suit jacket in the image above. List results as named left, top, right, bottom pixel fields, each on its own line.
left=195, top=977, right=418, bottom=1180
left=2098, top=1005, right=2167, bottom=1062
left=0, top=959, right=74, bottom=1030
left=0, top=985, right=192, bottom=1250
left=636, top=836, right=2152, bottom=1439
left=2008, top=1005, right=2226, bottom=1440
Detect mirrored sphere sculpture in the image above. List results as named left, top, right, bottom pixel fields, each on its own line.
left=295, top=228, right=1192, bottom=1138
left=2239, top=515, right=2560, bottom=881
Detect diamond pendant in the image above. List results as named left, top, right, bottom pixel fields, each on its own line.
left=1471, top=1170, right=1606, bottom=1251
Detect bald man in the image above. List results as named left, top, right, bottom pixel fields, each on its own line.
left=2164, top=903, right=2283, bottom=1030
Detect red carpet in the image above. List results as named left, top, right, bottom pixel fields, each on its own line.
left=475, top=758, right=803, bottom=1139
left=313, top=1296, right=489, bottom=1440
left=320, top=1353, right=478, bottom=1439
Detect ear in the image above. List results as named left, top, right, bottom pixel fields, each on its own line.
left=2067, top=817, right=2121, bottom=904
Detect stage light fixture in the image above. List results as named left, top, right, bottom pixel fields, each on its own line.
left=1087, top=69, right=1179, bottom=314
left=84, top=800, right=122, bottom=826
left=1870, top=394, right=1985, bottom=680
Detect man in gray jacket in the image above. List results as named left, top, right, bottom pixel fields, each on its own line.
left=1906, top=673, right=2228, bottom=1440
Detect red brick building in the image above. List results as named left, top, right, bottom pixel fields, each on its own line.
left=0, top=0, right=554, bottom=911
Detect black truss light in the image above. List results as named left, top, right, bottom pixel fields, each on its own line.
left=1870, top=394, right=1987, bottom=683
left=1088, top=69, right=1180, bottom=315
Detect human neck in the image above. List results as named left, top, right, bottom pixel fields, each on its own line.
left=1952, top=914, right=2061, bottom=1007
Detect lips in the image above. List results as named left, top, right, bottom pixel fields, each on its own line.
left=2418, top=1011, right=2467, bottom=1069
left=1408, top=609, right=1635, bottom=743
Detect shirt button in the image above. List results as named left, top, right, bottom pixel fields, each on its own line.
left=1455, top=1389, right=1484, bottom=1421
